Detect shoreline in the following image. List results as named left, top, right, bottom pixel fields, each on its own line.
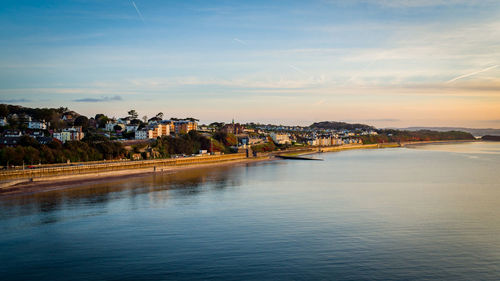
left=0, top=139, right=478, bottom=197
left=0, top=156, right=270, bottom=197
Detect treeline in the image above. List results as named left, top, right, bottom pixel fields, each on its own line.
left=149, top=131, right=237, bottom=158
left=360, top=129, right=475, bottom=144
left=0, top=134, right=125, bottom=166
left=251, top=141, right=276, bottom=153
left=151, top=131, right=211, bottom=157
left=482, top=135, right=500, bottom=141
left=310, top=121, right=375, bottom=131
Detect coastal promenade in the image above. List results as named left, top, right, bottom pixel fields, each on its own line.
left=0, top=153, right=253, bottom=183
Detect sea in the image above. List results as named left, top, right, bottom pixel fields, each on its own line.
left=1, top=141, right=499, bottom=280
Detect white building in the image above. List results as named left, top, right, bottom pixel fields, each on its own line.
left=135, top=124, right=170, bottom=140
left=28, top=120, right=47, bottom=130
left=126, top=125, right=139, bottom=132
left=135, top=129, right=150, bottom=140
left=270, top=132, right=291, bottom=144
left=105, top=121, right=126, bottom=131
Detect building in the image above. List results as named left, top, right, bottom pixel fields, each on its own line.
left=270, top=132, right=291, bottom=144
left=126, top=125, right=139, bottom=132
left=28, top=120, right=47, bottom=130
left=135, top=124, right=170, bottom=140
left=221, top=123, right=244, bottom=135
left=174, top=120, right=197, bottom=134
left=53, top=127, right=84, bottom=143
left=135, top=129, right=150, bottom=140
left=0, top=118, right=8, bottom=126
left=3, top=130, right=22, bottom=138
left=105, top=121, right=126, bottom=131
left=62, top=113, right=75, bottom=122
left=29, top=131, right=45, bottom=138
left=161, top=120, right=175, bottom=133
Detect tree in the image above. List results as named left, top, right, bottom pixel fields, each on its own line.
left=19, top=135, right=39, bottom=148
left=128, top=110, right=138, bottom=119
left=57, top=107, right=68, bottom=114
left=156, top=112, right=164, bottom=119
left=74, top=115, right=89, bottom=130
left=113, top=124, right=123, bottom=132
left=0, top=104, right=8, bottom=117
left=142, top=116, right=148, bottom=123
left=95, top=115, right=109, bottom=128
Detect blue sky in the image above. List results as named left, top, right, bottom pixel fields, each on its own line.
left=1, top=0, right=499, bottom=127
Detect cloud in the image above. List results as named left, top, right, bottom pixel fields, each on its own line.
left=367, top=118, right=401, bottom=122
left=0, top=98, right=31, bottom=103
left=323, top=0, right=497, bottom=8
left=73, top=95, right=123, bottom=102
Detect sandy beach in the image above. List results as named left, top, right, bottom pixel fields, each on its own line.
left=0, top=156, right=270, bottom=197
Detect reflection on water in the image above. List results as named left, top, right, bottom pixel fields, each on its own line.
left=0, top=164, right=247, bottom=224
left=410, top=141, right=500, bottom=154
left=1, top=143, right=500, bottom=281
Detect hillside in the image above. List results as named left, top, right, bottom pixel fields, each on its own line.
left=402, top=127, right=500, bottom=137
left=309, top=121, right=375, bottom=131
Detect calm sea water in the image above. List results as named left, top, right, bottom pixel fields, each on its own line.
left=1, top=142, right=500, bottom=281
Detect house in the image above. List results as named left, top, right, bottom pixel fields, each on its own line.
left=29, top=131, right=45, bottom=138
left=62, top=113, right=74, bottom=122
left=53, top=127, right=84, bottom=143
left=270, top=132, right=291, bottom=144
left=3, top=130, right=22, bottom=138
left=135, top=124, right=170, bottom=140
left=117, top=118, right=131, bottom=125
left=28, top=120, right=47, bottom=130
left=125, top=125, right=139, bottom=132
left=221, top=122, right=244, bottom=135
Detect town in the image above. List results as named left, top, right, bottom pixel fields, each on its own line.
left=0, top=104, right=474, bottom=166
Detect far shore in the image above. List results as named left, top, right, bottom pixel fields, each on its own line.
left=0, top=139, right=478, bottom=197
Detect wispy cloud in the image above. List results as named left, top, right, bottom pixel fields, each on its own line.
left=323, top=0, right=497, bottom=8
left=367, top=118, right=400, bottom=122
left=73, top=95, right=123, bottom=102
left=446, top=65, right=499, bottom=84
left=0, top=98, right=31, bottom=103
left=131, top=1, right=145, bottom=22
left=233, top=38, right=247, bottom=45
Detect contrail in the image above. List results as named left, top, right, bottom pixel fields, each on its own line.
left=289, top=64, right=307, bottom=75
left=131, top=1, right=144, bottom=22
left=233, top=38, right=247, bottom=45
left=446, top=65, right=498, bottom=84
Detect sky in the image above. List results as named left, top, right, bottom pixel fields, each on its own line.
left=1, top=0, right=499, bottom=128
